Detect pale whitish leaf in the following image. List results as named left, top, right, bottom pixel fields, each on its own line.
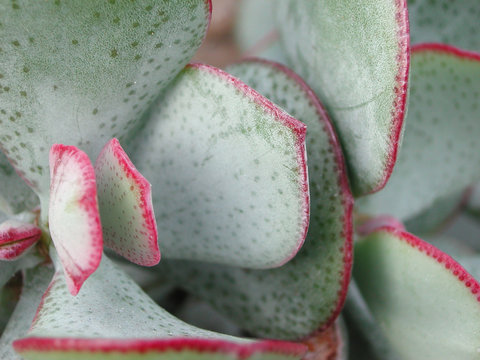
left=357, top=45, right=480, bottom=220
left=14, top=255, right=306, bottom=360
left=131, top=64, right=309, bottom=269
left=156, top=60, right=353, bottom=339
left=355, top=226, right=480, bottom=360
left=409, top=0, right=480, bottom=51
left=0, top=0, right=210, bottom=201
left=0, top=219, right=41, bottom=260
left=95, top=138, right=159, bottom=266
left=275, top=0, right=409, bottom=196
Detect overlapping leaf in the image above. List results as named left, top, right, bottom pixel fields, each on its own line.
left=156, top=59, right=353, bottom=339
left=275, top=0, right=409, bottom=196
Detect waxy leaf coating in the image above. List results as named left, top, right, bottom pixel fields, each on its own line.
left=131, top=63, right=309, bottom=269
left=355, top=225, right=480, bottom=360
left=357, top=45, right=480, bottom=220
left=275, top=0, right=410, bottom=196
left=157, top=59, right=353, bottom=339
left=0, top=0, right=211, bottom=199
left=49, top=145, right=102, bottom=296
left=0, top=219, right=41, bottom=260
left=95, top=138, right=159, bottom=267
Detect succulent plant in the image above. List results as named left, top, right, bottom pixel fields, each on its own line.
left=0, top=0, right=479, bottom=359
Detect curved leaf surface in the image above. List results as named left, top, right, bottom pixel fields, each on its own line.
left=157, top=59, right=353, bottom=339
left=14, top=256, right=306, bottom=360
left=275, top=0, right=409, bottom=195
left=0, top=0, right=211, bottom=198
left=131, top=64, right=309, bottom=269
left=355, top=225, right=480, bottom=360
left=95, top=138, right=159, bottom=267
left=0, top=219, right=41, bottom=260
left=357, top=45, right=480, bottom=220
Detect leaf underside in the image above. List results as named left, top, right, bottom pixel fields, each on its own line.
left=156, top=60, right=353, bottom=340
left=13, top=256, right=305, bottom=360
left=48, top=145, right=102, bottom=296
left=95, top=138, right=159, bottom=267
left=0, top=0, right=210, bottom=198
left=275, top=0, right=409, bottom=196
left=357, top=46, right=480, bottom=220
left=355, top=226, right=480, bottom=360
left=130, top=63, right=309, bottom=269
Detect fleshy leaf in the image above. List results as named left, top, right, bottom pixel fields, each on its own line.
left=13, top=256, right=306, bottom=360
left=275, top=0, right=409, bottom=196
left=48, top=145, right=102, bottom=296
left=95, top=138, right=159, bottom=266
left=0, top=151, right=38, bottom=215
left=354, top=225, right=480, bottom=359
left=235, top=0, right=287, bottom=63
left=357, top=45, right=480, bottom=220
left=156, top=59, right=353, bottom=339
left=131, top=63, right=309, bottom=269
left=301, top=319, right=348, bottom=360
left=409, top=0, right=480, bottom=51
left=0, top=219, right=41, bottom=260
left=0, top=265, right=53, bottom=360
left=0, top=0, right=211, bottom=198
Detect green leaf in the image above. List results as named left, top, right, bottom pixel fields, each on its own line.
left=0, top=151, right=38, bottom=215
left=14, top=256, right=306, bottom=360
left=275, top=0, right=409, bottom=196
left=131, top=64, right=309, bottom=269
left=0, top=0, right=210, bottom=199
left=409, top=0, right=480, bottom=51
left=95, top=138, right=159, bottom=267
left=357, top=45, right=480, bottom=220
left=235, top=0, right=287, bottom=63
left=0, top=264, right=53, bottom=360
left=156, top=59, right=353, bottom=339
left=354, top=225, right=480, bottom=360
left=0, top=250, right=42, bottom=290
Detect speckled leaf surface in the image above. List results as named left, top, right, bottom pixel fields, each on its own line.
left=0, top=151, right=37, bottom=215
left=0, top=251, right=42, bottom=290
left=275, top=0, right=409, bottom=196
left=235, top=0, right=287, bottom=63
left=0, top=265, right=53, bottom=360
left=95, top=138, right=159, bottom=267
left=156, top=60, right=353, bottom=339
left=13, top=256, right=306, bottom=360
left=409, top=0, right=480, bottom=51
left=355, top=226, right=480, bottom=360
left=357, top=45, right=480, bottom=220
left=131, top=64, right=309, bottom=269
left=0, top=0, right=210, bottom=200
left=0, top=219, right=41, bottom=260
left=48, top=145, right=102, bottom=296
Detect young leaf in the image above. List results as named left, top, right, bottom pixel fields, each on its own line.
left=0, top=0, right=211, bottom=198
left=357, top=45, right=480, bottom=220
left=0, top=219, right=41, bottom=260
left=0, top=151, right=38, bottom=215
left=95, top=138, right=159, bottom=267
left=409, top=0, right=480, bottom=51
left=355, top=225, right=480, bottom=360
left=131, top=63, right=309, bottom=269
left=13, top=256, right=306, bottom=360
left=0, top=265, right=53, bottom=360
left=49, top=145, right=102, bottom=296
left=156, top=59, right=353, bottom=339
left=275, top=0, right=410, bottom=196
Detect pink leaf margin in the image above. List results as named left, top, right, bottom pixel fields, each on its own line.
left=13, top=338, right=306, bottom=359
left=49, top=145, right=103, bottom=296
left=412, top=42, right=480, bottom=62
left=186, top=62, right=310, bottom=268
left=95, top=138, right=159, bottom=266
left=373, top=0, right=410, bottom=195
left=0, top=222, right=41, bottom=260
left=227, top=58, right=354, bottom=334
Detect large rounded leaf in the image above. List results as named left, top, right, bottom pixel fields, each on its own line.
left=0, top=0, right=211, bottom=200
left=275, top=0, right=410, bottom=196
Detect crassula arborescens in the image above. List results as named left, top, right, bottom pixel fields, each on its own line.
left=1, top=0, right=480, bottom=359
